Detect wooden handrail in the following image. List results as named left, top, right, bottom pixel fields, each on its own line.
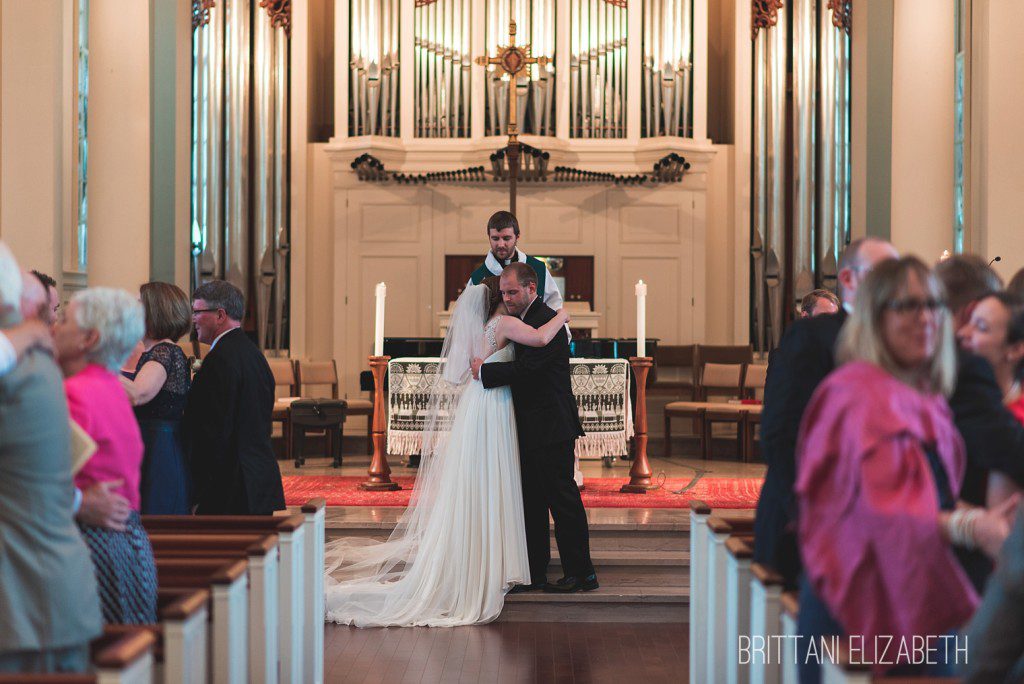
left=751, top=562, right=785, bottom=586
left=92, top=627, right=157, bottom=669
left=0, top=676, right=94, bottom=683
left=725, top=536, right=753, bottom=559
left=149, top=533, right=279, bottom=557
left=99, top=625, right=164, bottom=664
left=707, top=515, right=756, bottom=535
left=143, top=514, right=305, bottom=533
left=155, top=557, right=248, bottom=587
left=159, top=588, right=210, bottom=621
left=301, top=497, right=327, bottom=514
left=689, top=499, right=711, bottom=515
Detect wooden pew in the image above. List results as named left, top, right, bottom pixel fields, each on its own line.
left=144, top=514, right=308, bottom=684
left=749, top=563, right=785, bottom=684
left=725, top=535, right=755, bottom=683
left=149, top=534, right=278, bottom=684
left=301, top=498, right=326, bottom=684
left=0, top=627, right=157, bottom=684
left=156, top=589, right=210, bottom=684
left=156, top=558, right=249, bottom=684
left=688, top=500, right=712, bottom=684
left=705, top=514, right=755, bottom=684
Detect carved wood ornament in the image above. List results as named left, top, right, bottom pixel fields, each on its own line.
left=260, top=0, right=291, bottom=35
left=192, top=0, right=215, bottom=30
left=828, top=0, right=851, bottom=35
left=751, top=0, right=785, bottom=40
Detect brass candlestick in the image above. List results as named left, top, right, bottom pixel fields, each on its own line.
left=621, top=357, right=655, bottom=494
left=360, top=355, right=401, bottom=492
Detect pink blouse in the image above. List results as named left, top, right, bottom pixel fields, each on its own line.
left=795, top=361, right=978, bottom=663
left=67, top=364, right=144, bottom=511
left=1008, top=393, right=1024, bottom=426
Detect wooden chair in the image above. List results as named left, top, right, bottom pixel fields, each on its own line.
left=652, top=344, right=697, bottom=398
left=700, top=362, right=746, bottom=459
left=743, top=363, right=767, bottom=399
left=695, top=344, right=753, bottom=398
left=267, top=357, right=298, bottom=461
left=295, top=360, right=349, bottom=464
left=347, top=371, right=375, bottom=455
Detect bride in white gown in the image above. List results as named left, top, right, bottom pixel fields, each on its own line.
left=324, top=279, right=571, bottom=627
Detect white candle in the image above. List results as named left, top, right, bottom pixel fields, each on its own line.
left=373, top=282, right=387, bottom=357
left=635, top=279, right=647, bottom=357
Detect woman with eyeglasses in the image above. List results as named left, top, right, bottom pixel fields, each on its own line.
left=957, top=291, right=1024, bottom=507
left=793, top=257, right=1018, bottom=681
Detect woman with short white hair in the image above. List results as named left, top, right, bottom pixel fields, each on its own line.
left=54, top=287, right=157, bottom=624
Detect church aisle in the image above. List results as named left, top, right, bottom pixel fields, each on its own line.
left=324, top=620, right=688, bottom=683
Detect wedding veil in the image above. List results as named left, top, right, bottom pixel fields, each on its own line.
left=323, top=284, right=490, bottom=601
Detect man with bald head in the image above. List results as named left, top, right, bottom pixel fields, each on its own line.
left=753, top=236, right=898, bottom=586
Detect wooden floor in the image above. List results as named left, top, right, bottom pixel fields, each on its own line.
left=325, top=621, right=688, bottom=684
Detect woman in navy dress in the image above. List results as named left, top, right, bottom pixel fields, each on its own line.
left=121, top=282, right=193, bottom=514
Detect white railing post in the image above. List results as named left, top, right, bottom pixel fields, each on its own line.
left=689, top=501, right=712, bottom=684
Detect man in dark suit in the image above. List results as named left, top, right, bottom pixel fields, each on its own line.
left=753, top=237, right=897, bottom=586
left=471, top=263, right=596, bottom=593
left=183, top=280, right=285, bottom=515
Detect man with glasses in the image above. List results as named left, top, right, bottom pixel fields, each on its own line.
left=182, top=280, right=284, bottom=515
left=753, top=236, right=898, bottom=587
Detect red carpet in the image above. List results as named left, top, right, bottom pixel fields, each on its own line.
left=283, top=475, right=762, bottom=509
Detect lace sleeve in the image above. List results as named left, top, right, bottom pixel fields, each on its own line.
left=485, top=316, right=502, bottom=351
left=146, top=343, right=190, bottom=395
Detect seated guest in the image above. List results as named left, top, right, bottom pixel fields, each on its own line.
left=183, top=280, right=285, bottom=515
left=121, top=282, right=193, bottom=514
left=795, top=257, right=1016, bottom=681
left=54, top=287, right=158, bottom=624
left=0, top=244, right=101, bottom=673
left=958, top=292, right=1024, bottom=506
left=799, top=288, right=840, bottom=318
left=754, top=237, right=897, bottom=586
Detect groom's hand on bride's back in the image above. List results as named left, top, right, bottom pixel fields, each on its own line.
left=471, top=357, right=484, bottom=380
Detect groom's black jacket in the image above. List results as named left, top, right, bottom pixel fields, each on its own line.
left=480, top=299, right=585, bottom=451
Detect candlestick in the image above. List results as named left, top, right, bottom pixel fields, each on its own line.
left=635, top=280, right=647, bottom=357
left=373, top=282, right=387, bottom=357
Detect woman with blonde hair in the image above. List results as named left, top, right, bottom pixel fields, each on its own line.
left=794, top=256, right=1017, bottom=680
left=121, top=282, right=193, bottom=514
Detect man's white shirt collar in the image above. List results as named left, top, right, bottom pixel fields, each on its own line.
left=210, top=326, right=240, bottom=350
left=484, top=249, right=528, bottom=275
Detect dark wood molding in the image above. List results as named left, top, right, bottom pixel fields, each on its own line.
left=752, top=0, right=785, bottom=40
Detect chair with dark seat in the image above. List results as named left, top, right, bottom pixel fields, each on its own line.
left=266, top=357, right=298, bottom=460
left=700, top=362, right=747, bottom=459
left=294, top=360, right=348, bottom=466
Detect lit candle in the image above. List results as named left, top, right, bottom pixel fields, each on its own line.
left=373, top=282, right=387, bottom=357
left=635, top=279, right=647, bottom=358
left=940, top=249, right=951, bottom=261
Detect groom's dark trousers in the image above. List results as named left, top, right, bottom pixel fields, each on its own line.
left=481, top=299, right=595, bottom=582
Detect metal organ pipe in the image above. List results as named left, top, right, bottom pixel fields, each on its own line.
left=640, top=0, right=691, bottom=137
left=351, top=0, right=400, bottom=136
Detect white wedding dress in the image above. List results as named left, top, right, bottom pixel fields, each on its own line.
left=324, top=307, right=530, bottom=627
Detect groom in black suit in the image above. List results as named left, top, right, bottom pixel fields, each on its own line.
left=472, top=263, right=597, bottom=593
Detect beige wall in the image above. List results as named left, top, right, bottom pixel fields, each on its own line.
left=889, top=0, right=955, bottom=261
left=0, top=0, right=65, bottom=279
left=972, top=0, right=1024, bottom=280
left=86, top=0, right=151, bottom=291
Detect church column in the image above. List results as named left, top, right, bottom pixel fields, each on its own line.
left=0, top=0, right=66, bottom=281
left=149, top=0, right=193, bottom=290
left=87, top=0, right=152, bottom=290
left=970, top=0, right=1024, bottom=275
left=849, top=0, right=893, bottom=241
left=889, top=0, right=955, bottom=259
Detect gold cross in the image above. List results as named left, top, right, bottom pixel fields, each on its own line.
left=475, top=1, right=549, bottom=145
left=475, top=0, right=548, bottom=213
